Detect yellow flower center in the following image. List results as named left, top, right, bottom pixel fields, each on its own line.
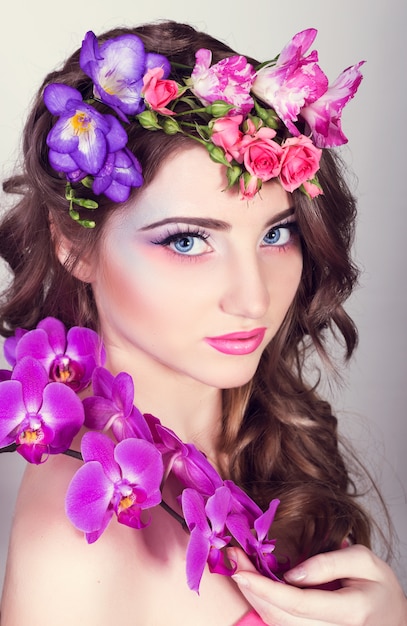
left=71, top=111, right=93, bottom=135
left=119, top=495, right=135, bottom=513
left=19, top=429, right=40, bottom=444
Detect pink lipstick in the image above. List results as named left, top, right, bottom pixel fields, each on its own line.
left=205, top=328, right=266, bottom=355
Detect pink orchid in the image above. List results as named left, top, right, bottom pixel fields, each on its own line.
left=66, top=431, right=163, bottom=542
left=182, top=486, right=235, bottom=593
left=190, top=49, right=255, bottom=115
left=142, top=67, right=179, bottom=115
left=0, top=357, right=84, bottom=464
left=13, top=317, right=105, bottom=392
left=300, top=61, right=365, bottom=147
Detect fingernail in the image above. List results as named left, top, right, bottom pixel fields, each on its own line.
left=285, top=566, right=307, bottom=582
left=227, top=547, right=238, bottom=563
left=232, top=574, right=250, bottom=589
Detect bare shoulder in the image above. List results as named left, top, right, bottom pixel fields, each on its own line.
left=0, top=453, right=145, bottom=626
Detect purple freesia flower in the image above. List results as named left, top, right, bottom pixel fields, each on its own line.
left=14, top=317, right=105, bottom=391
left=80, top=31, right=171, bottom=121
left=92, top=147, right=143, bottom=202
left=66, top=431, right=163, bottom=542
left=155, top=424, right=223, bottom=496
left=190, top=49, right=255, bottom=115
left=83, top=367, right=152, bottom=442
left=300, top=61, right=365, bottom=147
left=182, top=486, right=235, bottom=593
left=0, top=356, right=84, bottom=463
left=44, top=83, right=128, bottom=176
left=227, top=498, right=281, bottom=580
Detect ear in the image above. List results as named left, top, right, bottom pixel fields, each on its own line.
left=55, top=236, right=96, bottom=284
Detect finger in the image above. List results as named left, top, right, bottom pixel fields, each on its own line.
left=227, top=547, right=258, bottom=574
left=231, top=568, right=369, bottom=624
left=284, top=545, right=384, bottom=587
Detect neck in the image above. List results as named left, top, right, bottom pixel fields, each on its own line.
left=104, top=345, right=223, bottom=458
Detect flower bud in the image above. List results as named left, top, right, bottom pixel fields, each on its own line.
left=137, top=110, right=161, bottom=130
left=226, top=165, right=242, bottom=188
left=162, top=118, right=181, bottom=135
left=206, top=100, right=234, bottom=118
left=254, top=101, right=280, bottom=129
left=206, top=143, right=231, bottom=167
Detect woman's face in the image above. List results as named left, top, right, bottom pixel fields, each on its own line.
left=89, top=145, right=303, bottom=391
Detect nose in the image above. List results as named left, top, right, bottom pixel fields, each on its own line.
left=219, top=250, right=270, bottom=320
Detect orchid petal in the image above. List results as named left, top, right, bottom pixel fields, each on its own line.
left=37, top=317, right=66, bottom=353
left=39, top=383, right=84, bottom=451
left=185, top=527, right=210, bottom=593
left=65, top=461, right=114, bottom=532
left=113, top=438, right=163, bottom=507
left=0, top=380, right=26, bottom=444
left=12, top=357, right=48, bottom=413
left=81, top=431, right=121, bottom=483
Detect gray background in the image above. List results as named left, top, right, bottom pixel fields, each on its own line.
left=1, top=0, right=406, bottom=594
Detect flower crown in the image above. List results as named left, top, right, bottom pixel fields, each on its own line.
left=44, top=28, right=364, bottom=227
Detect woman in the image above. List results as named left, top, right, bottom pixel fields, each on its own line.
left=0, top=20, right=405, bottom=625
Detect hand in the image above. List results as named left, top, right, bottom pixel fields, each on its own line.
left=230, top=544, right=407, bottom=625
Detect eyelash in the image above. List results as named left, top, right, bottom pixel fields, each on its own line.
left=151, top=227, right=210, bottom=256
left=151, top=221, right=299, bottom=257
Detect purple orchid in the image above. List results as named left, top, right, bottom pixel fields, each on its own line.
left=226, top=498, right=281, bottom=580
left=0, top=369, right=12, bottom=382
left=92, top=146, right=143, bottom=202
left=3, top=328, right=28, bottom=367
left=190, top=49, right=256, bottom=115
left=182, top=486, right=235, bottom=593
left=83, top=367, right=152, bottom=442
left=155, top=424, right=223, bottom=496
left=80, top=31, right=171, bottom=121
left=0, top=356, right=84, bottom=463
left=44, top=83, right=128, bottom=176
left=66, top=431, right=163, bottom=541
left=14, top=317, right=105, bottom=391
left=299, top=61, right=365, bottom=147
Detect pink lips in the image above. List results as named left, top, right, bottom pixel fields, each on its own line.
left=205, top=328, right=266, bottom=355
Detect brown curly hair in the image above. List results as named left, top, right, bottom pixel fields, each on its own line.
left=0, top=20, right=375, bottom=565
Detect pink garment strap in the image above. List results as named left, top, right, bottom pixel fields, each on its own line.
left=234, top=610, right=266, bottom=625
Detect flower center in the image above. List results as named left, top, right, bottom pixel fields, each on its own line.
left=71, top=111, right=93, bottom=135
left=49, top=355, right=85, bottom=389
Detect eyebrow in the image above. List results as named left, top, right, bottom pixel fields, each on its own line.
left=139, top=207, right=295, bottom=232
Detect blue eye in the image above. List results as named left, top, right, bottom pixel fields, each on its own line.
left=169, top=234, right=205, bottom=254
left=153, top=230, right=211, bottom=256
left=263, top=224, right=295, bottom=247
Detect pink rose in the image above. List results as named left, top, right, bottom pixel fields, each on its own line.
left=211, top=115, right=243, bottom=161
left=142, top=67, right=179, bottom=115
left=241, top=128, right=283, bottom=182
left=279, top=135, right=322, bottom=192
left=190, top=49, right=255, bottom=115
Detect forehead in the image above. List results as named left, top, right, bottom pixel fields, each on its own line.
left=115, top=145, right=292, bottom=228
